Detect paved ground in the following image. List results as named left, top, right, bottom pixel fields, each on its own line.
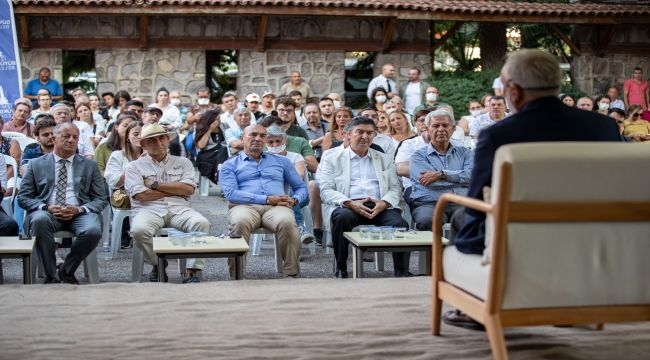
left=0, top=177, right=426, bottom=284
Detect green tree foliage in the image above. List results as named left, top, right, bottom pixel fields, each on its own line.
left=426, top=70, right=499, bottom=117
left=435, top=22, right=481, bottom=72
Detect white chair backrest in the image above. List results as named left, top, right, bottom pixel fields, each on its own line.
left=489, top=142, right=650, bottom=309
left=11, top=136, right=38, bottom=152
left=1, top=131, right=27, bottom=139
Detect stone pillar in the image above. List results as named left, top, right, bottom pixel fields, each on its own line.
left=237, top=50, right=345, bottom=99
left=96, top=49, right=205, bottom=104
left=20, top=50, right=63, bottom=90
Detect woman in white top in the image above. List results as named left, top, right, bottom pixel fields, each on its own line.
left=74, top=102, right=101, bottom=149
left=88, top=93, right=108, bottom=135
left=104, top=122, right=143, bottom=191
left=151, top=87, right=181, bottom=130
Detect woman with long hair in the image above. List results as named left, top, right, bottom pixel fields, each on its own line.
left=151, top=87, right=181, bottom=129
left=104, top=121, right=143, bottom=248
left=321, top=106, right=353, bottom=151
left=94, top=112, right=138, bottom=175
left=369, top=87, right=388, bottom=112
left=114, top=90, right=132, bottom=120
left=594, top=95, right=611, bottom=115
left=74, top=102, right=102, bottom=148
left=376, top=110, right=391, bottom=134
left=89, top=93, right=109, bottom=128
left=194, top=109, right=228, bottom=184
left=389, top=110, right=416, bottom=144
left=623, top=105, right=650, bottom=141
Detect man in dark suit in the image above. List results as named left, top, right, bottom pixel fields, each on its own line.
left=445, top=49, right=622, bottom=329
left=17, top=122, right=107, bottom=284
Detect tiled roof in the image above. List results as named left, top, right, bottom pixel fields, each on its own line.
left=12, top=0, right=650, bottom=18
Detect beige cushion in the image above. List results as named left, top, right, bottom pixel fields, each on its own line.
left=443, top=246, right=489, bottom=300
left=480, top=142, right=650, bottom=309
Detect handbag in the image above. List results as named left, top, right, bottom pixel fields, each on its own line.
left=110, top=188, right=131, bottom=209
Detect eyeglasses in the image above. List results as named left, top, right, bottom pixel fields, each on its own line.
left=633, top=113, right=641, bottom=118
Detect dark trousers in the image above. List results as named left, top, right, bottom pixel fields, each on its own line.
left=0, top=208, right=18, bottom=236
left=331, top=207, right=409, bottom=275
left=29, top=210, right=102, bottom=279
left=412, top=201, right=459, bottom=231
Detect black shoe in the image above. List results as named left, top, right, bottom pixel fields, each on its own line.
left=394, top=270, right=414, bottom=278
left=334, top=270, right=348, bottom=279
left=58, top=268, right=79, bottom=285
left=442, top=309, right=485, bottom=331
left=44, top=276, right=60, bottom=284
left=182, top=275, right=201, bottom=283
left=149, top=264, right=169, bottom=282
left=314, top=229, right=323, bottom=245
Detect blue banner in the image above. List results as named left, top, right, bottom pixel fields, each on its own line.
left=0, top=0, right=22, bottom=122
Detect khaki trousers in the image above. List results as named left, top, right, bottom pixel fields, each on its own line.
left=228, top=204, right=300, bottom=278
left=130, top=208, right=210, bottom=269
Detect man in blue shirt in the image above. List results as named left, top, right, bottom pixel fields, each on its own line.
left=409, top=109, right=473, bottom=230
left=220, top=124, right=308, bottom=278
left=23, top=67, right=63, bottom=107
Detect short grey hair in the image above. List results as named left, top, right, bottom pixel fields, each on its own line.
left=234, top=108, right=251, bottom=117
left=424, top=109, right=455, bottom=126
left=501, top=49, right=561, bottom=96
left=266, top=125, right=287, bottom=140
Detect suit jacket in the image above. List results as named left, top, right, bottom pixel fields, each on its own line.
left=455, top=96, right=623, bottom=255
left=17, top=153, right=108, bottom=214
left=317, top=146, right=402, bottom=224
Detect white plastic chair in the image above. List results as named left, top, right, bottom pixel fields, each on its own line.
left=10, top=136, right=37, bottom=152
left=1, top=154, right=17, bottom=217
left=110, top=207, right=131, bottom=257
left=1, top=131, right=26, bottom=139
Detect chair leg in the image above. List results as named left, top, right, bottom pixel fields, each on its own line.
left=418, top=251, right=427, bottom=274
left=251, top=234, right=263, bottom=256
left=432, top=294, right=442, bottom=335
left=199, top=176, right=210, bottom=196
left=0, top=259, right=3, bottom=284
left=83, top=248, right=100, bottom=284
left=485, top=314, right=508, bottom=360
left=596, top=324, right=604, bottom=331
left=375, top=252, right=385, bottom=271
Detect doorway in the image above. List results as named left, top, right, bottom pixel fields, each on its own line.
left=206, top=50, right=238, bottom=104
left=62, top=50, right=96, bottom=101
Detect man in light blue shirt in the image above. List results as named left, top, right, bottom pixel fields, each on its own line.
left=409, top=109, right=473, bottom=230
left=220, top=124, right=308, bottom=278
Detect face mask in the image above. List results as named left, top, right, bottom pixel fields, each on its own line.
left=197, top=98, right=209, bottom=106
left=425, top=93, right=438, bottom=102
left=333, top=100, right=341, bottom=109
left=267, top=144, right=286, bottom=154
left=375, top=95, right=387, bottom=104
left=598, top=102, right=610, bottom=110
left=470, top=110, right=482, bottom=117
left=385, top=107, right=396, bottom=115
left=170, top=98, right=181, bottom=106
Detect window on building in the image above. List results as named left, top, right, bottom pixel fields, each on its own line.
left=206, top=50, right=238, bottom=104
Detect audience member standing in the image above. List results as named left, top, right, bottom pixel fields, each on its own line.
left=399, top=67, right=429, bottom=114
left=624, top=67, right=649, bottom=110
left=367, top=64, right=397, bottom=101
left=23, top=67, right=63, bottom=107
left=280, top=71, right=313, bottom=99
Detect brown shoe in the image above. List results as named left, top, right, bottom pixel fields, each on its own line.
left=442, top=309, right=484, bottom=331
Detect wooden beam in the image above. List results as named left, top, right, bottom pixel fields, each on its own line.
left=257, top=15, right=268, bottom=52
left=381, top=17, right=397, bottom=53
left=547, top=23, right=581, bottom=57
left=18, top=16, right=30, bottom=50
left=140, top=15, right=148, bottom=50
left=432, top=21, right=465, bottom=51
left=28, top=38, right=141, bottom=49
left=595, top=25, right=616, bottom=57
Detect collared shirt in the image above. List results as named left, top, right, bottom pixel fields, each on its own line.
left=409, top=143, right=473, bottom=204
left=20, top=142, right=46, bottom=166
left=49, top=153, right=78, bottom=206
left=347, top=147, right=380, bottom=200
left=367, top=74, right=397, bottom=99
left=125, top=154, right=196, bottom=216
left=469, top=112, right=496, bottom=138
left=220, top=151, right=308, bottom=205
left=4, top=120, right=32, bottom=137
left=225, top=125, right=244, bottom=150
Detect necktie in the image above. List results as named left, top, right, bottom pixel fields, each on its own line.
left=55, top=159, right=68, bottom=206
left=386, top=79, right=392, bottom=93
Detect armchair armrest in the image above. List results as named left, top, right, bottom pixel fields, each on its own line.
left=431, top=193, right=492, bottom=283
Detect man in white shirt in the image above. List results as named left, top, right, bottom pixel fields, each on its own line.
left=469, top=96, right=507, bottom=139
left=367, top=64, right=398, bottom=100
left=399, top=67, right=429, bottom=114
left=219, top=91, right=239, bottom=129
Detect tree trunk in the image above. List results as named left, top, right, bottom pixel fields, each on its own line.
left=478, top=23, right=508, bottom=71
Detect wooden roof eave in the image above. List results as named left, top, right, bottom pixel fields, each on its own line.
left=11, top=5, right=650, bottom=25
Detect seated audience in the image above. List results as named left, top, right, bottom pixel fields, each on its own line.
left=318, top=117, right=409, bottom=278
left=126, top=123, right=210, bottom=283
left=220, top=124, right=308, bottom=279
left=409, top=109, right=473, bottom=229
left=225, top=108, right=251, bottom=157
left=194, top=110, right=228, bottom=185
left=94, top=112, right=139, bottom=176
left=623, top=105, right=650, bottom=141
left=17, top=122, right=107, bottom=284
left=321, top=107, right=353, bottom=152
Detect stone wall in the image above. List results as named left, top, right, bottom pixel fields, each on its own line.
left=95, top=49, right=206, bottom=104
left=373, top=53, right=434, bottom=87
left=237, top=50, right=345, bottom=99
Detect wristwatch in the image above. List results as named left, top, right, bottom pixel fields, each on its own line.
left=293, top=198, right=299, bottom=206
left=150, top=180, right=159, bottom=190
left=440, top=170, right=447, bottom=180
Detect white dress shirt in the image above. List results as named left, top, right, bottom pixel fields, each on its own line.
left=347, top=147, right=380, bottom=200
left=49, top=154, right=79, bottom=206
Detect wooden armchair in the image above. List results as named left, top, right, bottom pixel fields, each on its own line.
left=431, top=142, right=650, bottom=360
